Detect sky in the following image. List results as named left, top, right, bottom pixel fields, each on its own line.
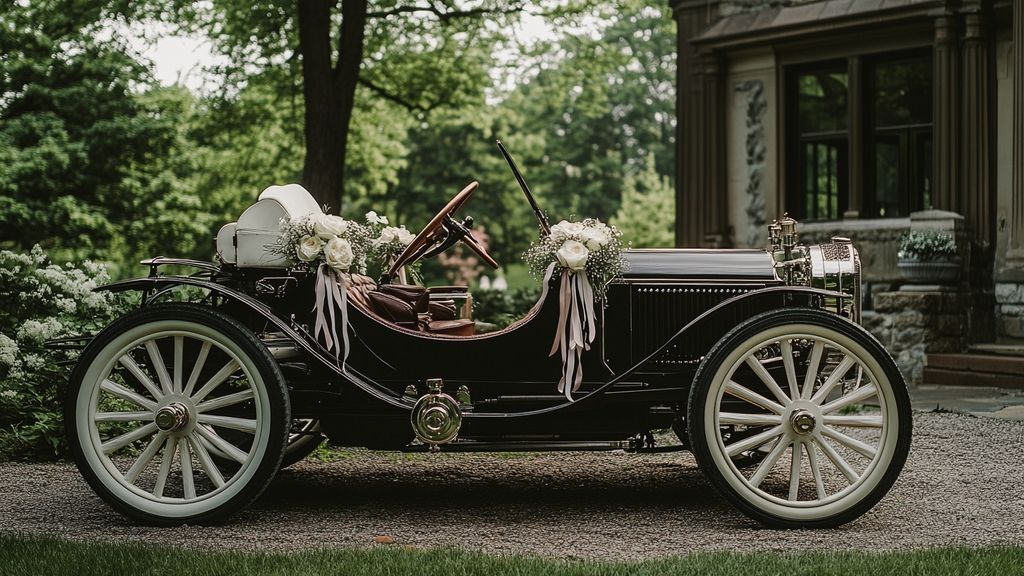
left=138, top=14, right=559, bottom=94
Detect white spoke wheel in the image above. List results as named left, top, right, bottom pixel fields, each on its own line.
left=687, top=309, right=911, bottom=528
left=66, top=304, right=290, bottom=525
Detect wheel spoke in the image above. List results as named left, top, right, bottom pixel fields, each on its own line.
left=172, top=336, right=184, bottom=394
left=780, top=339, right=800, bottom=400
left=94, top=411, right=154, bottom=423
left=718, top=412, right=782, bottom=426
left=144, top=340, right=173, bottom=396
left=725, top=425, right=784, bottom=458
left=745, top=355, right=791, bottom=405
left=180, top=437, right=196, bottom=499
left=821, top=426, right=878, bottom=460
left=724, top=381, right=785, bottom=414
left=196, top=414, right=258, bottom=434
left=195, top=389, right=254, bottom=413
left=801, top=341, right=824, bottom=400
left=822, top=414, right=883, bottom=428
left=788, top=440, right=802, bottom=501
left=101, top=422, right=158, bottom=455
left=116, top=356, right=163, bottom=402
left=183, top=341, right=212, bottom=397
left=152, top=436, right=177, bottom=498
left=810, top=355, right=857, bottom=404
left=815, top=435, right=859, bottom=484
left=821, top=384, right=878, bottom=414
left=189, top=432, right=226, bottom=487
left=195, top=425, right=250, bottom=464
left=748, top=435, right=790, bottom=488
left=190, top=360, right=241, bottom=404
left=124, top=432, right=166, bottom=484
left=806, top=440, right=827, bottom=499
left=100, top=379, right=158, bottom=411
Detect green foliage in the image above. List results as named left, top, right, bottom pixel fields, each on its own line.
left=898, top=231, right=957, bottom=262
left=613, top=152, right=675, bottom=248
left=0, top=4, right=214, bottom=274
left=0, top=247, right=129, bottom=459
left=472, top=286, right=541, bottom=329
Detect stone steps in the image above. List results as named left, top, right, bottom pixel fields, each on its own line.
left=923, top=353, right=1024, bottom=390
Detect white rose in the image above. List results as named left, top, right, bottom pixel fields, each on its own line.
left=366, top=211, right=388, bottom=225
left=324, top=237, right=354, bottom=272
left=396, top=226, right=416, bottom=245
left=296, top=235, right=324, bottom=262
left=555, top=239, right=590, bottom=271
left=313, top=214, right=349, bottom=239
left=377, top=227, right=398, bottom=245
left=550, top=220, right=585, bottom=241
left=581, top=226, right=609, bottom=251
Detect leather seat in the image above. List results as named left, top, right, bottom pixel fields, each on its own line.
left=344, top=274, right=474, bottom=336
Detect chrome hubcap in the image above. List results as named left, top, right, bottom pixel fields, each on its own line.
left=790, top=409, right=816, bottom=435
left=155, top=402, right=190, bottom=432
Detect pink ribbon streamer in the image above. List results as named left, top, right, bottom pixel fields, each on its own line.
left=549, top=267, right=596, bottom=401
left=313, top=263, right=349, bottom=371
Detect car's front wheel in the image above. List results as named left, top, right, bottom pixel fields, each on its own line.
left=687, top=308, right=911, bottom=528
left=65, top=303, right=290, bottom=525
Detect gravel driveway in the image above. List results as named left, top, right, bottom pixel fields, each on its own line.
left=1, top=411, right=1022, bottom=561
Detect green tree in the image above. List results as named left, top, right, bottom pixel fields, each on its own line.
left=613, top=152, right=674, bottom=248
left=0, top=2, right=212, bottom=271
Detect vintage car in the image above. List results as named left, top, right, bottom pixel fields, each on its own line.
left=63, top=151, right=911, bottom=529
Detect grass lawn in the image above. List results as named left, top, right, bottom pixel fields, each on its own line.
left=1, top=533, right=1022, bottom=576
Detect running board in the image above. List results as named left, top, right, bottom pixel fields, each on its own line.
left=399, top=440, right=688, bottom=453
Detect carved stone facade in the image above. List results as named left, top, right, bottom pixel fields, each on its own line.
left=670, top=0, right=1022, bottom=367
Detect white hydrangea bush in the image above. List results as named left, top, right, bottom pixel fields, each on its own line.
left=0, top=246, right=129, bottom=458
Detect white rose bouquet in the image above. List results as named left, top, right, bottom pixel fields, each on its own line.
left=523, top=218, right=627, bottom=299
left=272, top=212, right=374, bottom=366
left=522, top=218, right=627, bottom=400
left=273, top=213, right=372, bottom=274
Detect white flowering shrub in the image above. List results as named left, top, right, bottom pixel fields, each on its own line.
left=0, top=246, right=129, bottom=458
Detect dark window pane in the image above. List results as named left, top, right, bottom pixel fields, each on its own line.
left=802, top=139, right=846, bottom=220
left=873, top=58, right=932, bottom=127
left=873, top=136, right=901, bottom=218
left=798, top=70, right=848, bottom=134
left=917, top=132, right=933, bottom=210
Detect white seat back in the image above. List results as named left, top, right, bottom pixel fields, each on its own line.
left=218, top=184, right=322, bottom=268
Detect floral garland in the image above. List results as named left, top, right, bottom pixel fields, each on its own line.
left=274, top=211, right=416, bottom=367
left=523, top=218, right=627, bottom=399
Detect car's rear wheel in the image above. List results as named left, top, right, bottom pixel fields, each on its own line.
left=687, top=308, right=911, bottom=528
left=65, top=303, right=290, bottom=525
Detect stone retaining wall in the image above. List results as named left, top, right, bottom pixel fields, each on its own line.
left=864, top=289, right=970, bottom=386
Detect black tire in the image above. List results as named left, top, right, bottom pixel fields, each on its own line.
left=687, top=308, right=912, bottom=528
left=65, top=303, right=290, bottom=525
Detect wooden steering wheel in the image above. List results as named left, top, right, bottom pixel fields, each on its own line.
left=386, top=181, right=499, bottom=279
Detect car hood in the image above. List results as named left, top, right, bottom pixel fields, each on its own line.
left=622, top=249, right=778, bottom=281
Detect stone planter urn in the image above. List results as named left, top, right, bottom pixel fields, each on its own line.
left=897, top=257, right=961, bottom=284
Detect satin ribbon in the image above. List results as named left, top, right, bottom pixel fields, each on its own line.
left=549, top=266, right=596, bottom=401
left=313, top=263, right=350, bottom=371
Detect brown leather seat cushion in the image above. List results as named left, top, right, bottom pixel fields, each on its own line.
left=428, top=300, right=457, bottom=321
left=366, top=291, right=419, bottom=330
left=428, top=319, right=475, bottom=336
left=377, top=284, right=429, bottom=314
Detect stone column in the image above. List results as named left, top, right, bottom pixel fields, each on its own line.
left=932, top=13, right=960, bottom=215
left=1011, top=0, right=1024, bottom=254
left=700, top=51, right=730, bottom=247
left=961, top=7, right=992, bottom=247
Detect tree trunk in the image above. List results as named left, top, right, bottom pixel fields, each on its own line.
left=297, top=0, right=367, bottom=213
left=332, top=0, right=369, bottom=212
